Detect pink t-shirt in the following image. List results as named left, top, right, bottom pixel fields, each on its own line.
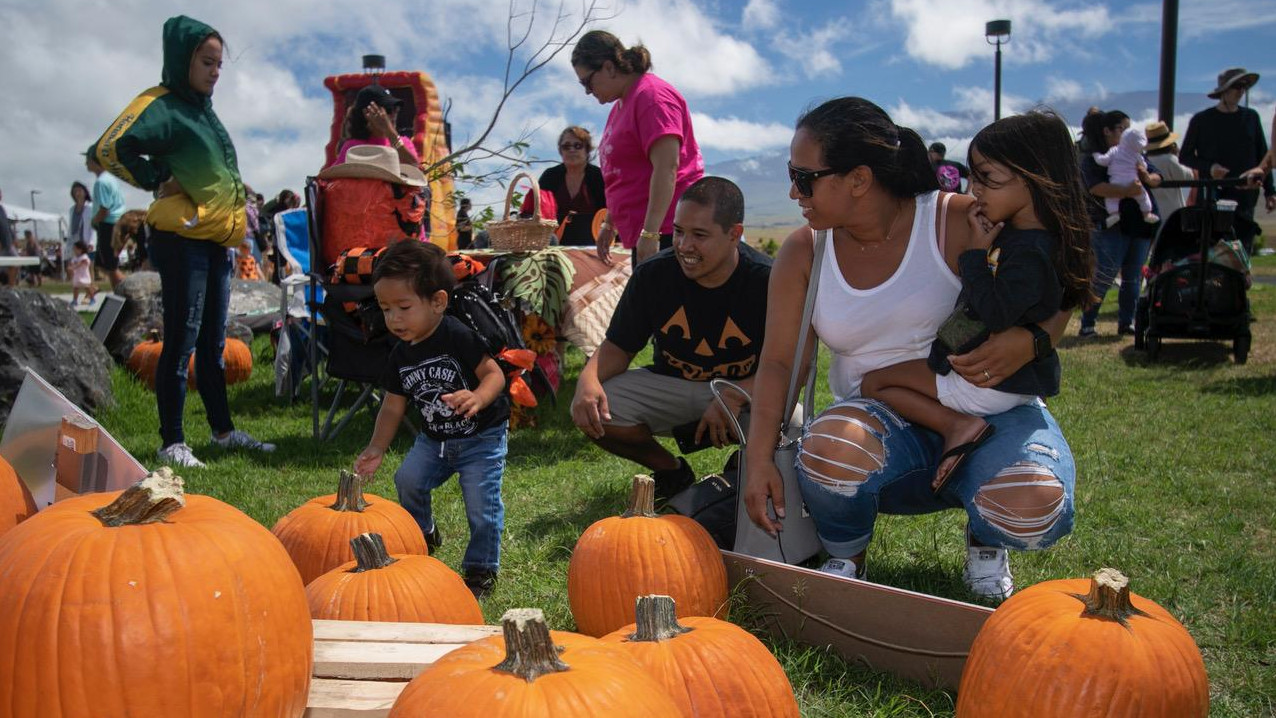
left=598, top=73, right=704, bottom=248
left=334, top=136, right=421, bottom=166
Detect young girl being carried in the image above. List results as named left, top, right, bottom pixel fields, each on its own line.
left=861, top=111, right=1094, bottom=491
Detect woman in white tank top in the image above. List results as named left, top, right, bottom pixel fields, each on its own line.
left=743, top=97, right=1076, bottom=600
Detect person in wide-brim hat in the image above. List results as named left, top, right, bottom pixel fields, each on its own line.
left=1207, top=67, right=1259, bottom=99
left=318, top=144, right=427, bottom=187
left=1144, top=120, right=1179, bottom=153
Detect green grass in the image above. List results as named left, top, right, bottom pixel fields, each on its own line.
left=90, top=268, right=1276, bottom=716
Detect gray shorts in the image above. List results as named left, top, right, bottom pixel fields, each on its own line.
left=603, top=368, right=749, bottom=435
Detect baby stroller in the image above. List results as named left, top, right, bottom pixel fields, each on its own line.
left=1133, top=177, right=1253, bottom=364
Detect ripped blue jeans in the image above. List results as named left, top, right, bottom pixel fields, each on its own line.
left=796, top=398, right=1074, bottom=557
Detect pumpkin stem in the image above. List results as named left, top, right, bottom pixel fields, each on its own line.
left=629, top=595, right=693, bottom=642
left=91, top=468, right=185, bottom=526
left=349, top=532, right=398, bottom=572
left=620, top=475, right=657, bottom=518
left=330, top=470, right=369, bottom=512
left=1070, top=568, right=1151, bottom=628
left=493, top=608, right=570, bottom=682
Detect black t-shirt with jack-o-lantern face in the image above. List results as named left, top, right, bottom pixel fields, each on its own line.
left=606, top=245, right=771, bottom=381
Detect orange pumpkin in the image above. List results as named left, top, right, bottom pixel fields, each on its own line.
left=306, top=532, right=482, bottom=623
left=956, top=568, right=1209, bottom=717
left=568, top=475, right=728, bottom=637
left=601, top=595, right=800, bottom=717
left=0, top=469, right=313, bottom=717
left=0, top=453, right=37, bottom=538
left=272, top=470, right=428, bottom=586
left=126, top=329, right=254, bottom=389
left=388, top=608, right=683, bottom=717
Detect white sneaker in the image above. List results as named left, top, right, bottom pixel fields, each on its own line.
left=964, top=546, right=1014, bottom=600
left=818, top=557, right=866, bottom=581
left=212, top=430, right=276, bottom=453
left=157, top=443, right=206, bottom=469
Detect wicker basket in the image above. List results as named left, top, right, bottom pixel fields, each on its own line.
left=487, top=172, right=559, bottom=252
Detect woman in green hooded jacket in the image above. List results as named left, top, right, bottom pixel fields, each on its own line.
left=90, top=15, right=273, bottom=468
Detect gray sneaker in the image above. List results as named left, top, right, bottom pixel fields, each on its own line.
left=212, top=430, right=276, bottom=453
left=157, top=443, right=206, bottom=469
left=964, top=546, right=1014, bottom=600
left=818, top=557, right=866, bottom=581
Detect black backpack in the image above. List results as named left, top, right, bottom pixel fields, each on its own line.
left=447, top=280, right=525, bottom=360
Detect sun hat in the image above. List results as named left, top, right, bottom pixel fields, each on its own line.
left=1207, top=67, right=1259, bottom=99
left=1144, top=121, right=1179, bottom=152
left=317, top=145, right=427, bottom=187
left=354, top=84, right=403, bottom=112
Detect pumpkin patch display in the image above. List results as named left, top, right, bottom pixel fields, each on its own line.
left=306, top=532, right=482, bottom=623
left=601, top=595, right=800, bottom=718
left=0, top=469, right=313, bottom=717
left=956, top=568, right=1209, bottom=717
left=125, top=329, right=254, bottom=389
left=567, top=475, right=728, bottom=637
left=388, top=608, right=683, bottom=717
left=272, top=470, right=428, bottom=586
left=0, top=453, right=37, bottom=538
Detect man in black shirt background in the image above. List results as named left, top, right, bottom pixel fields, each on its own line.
left=570, top=177, right=771, bottom=499
left=1180, top=67, right=1275, bottom=252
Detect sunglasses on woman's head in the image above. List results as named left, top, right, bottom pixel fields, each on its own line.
left=560, top=142, right=585, bottom=151
left=787, top=162, right=842, bottom=198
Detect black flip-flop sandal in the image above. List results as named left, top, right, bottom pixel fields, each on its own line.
left=932, top=424, right=997, bottom=494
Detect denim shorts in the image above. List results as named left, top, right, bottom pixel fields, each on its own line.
left=795, top=398, right=1075, bottom=557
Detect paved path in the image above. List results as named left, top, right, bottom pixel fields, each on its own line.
left=49, top=292, right=118, bottom=313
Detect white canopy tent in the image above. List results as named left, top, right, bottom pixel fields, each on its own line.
left=1, top=203, right=67, bottom=244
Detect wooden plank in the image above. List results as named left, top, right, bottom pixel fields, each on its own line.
left=304, top=678, right=405, bottom=718
left=723, top=550, right=992, bottom=690
left=313, top=639, right=469, bottom=680
left=312, top=619, right=500, bottom=645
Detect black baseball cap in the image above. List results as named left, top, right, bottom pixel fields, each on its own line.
left=354, top=85, right=403, bottom=112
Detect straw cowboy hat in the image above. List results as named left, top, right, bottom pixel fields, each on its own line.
left=318, top=145, right=427, bottom=187
left=1207, top=67, right=1259, bottom=99
left=1144, top=120, right=1179, bottom=152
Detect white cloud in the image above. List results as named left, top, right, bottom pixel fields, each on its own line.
left=951, top=85, right=1031, bottom=124
left=690, top=113, right=791, bottom=152
left=889, top=0, right=1110, bottom=69
left=1045, top=77, right=1084, bottom=102
left=888, top=100, right=967, bottom=136
left=743, top=0, right=781, bottom=29
left=772, top=18, right=861, bottom=78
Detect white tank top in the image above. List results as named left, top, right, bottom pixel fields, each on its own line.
left=812, top=190, right=962, bottom=401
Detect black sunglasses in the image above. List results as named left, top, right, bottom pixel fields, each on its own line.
left=559, top=142, right=586, bottom=151
left=579, top=69, right=599, bottom=92
left=787, top=162, right=843, bottom=198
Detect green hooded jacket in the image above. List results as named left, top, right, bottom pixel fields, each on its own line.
left=90, top=15, right=246, bottom=247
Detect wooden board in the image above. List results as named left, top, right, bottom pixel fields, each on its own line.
left=723, top=550, right=992, bottom=690
left=305, top=620, right=500, bottom=718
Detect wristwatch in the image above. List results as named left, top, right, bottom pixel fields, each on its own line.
left=1025, top=323, right=1051, bottom=361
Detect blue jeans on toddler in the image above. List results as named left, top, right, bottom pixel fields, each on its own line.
left=796, top=398, right=1075, bottom=559
left=395, top=423, right=507, bottom=574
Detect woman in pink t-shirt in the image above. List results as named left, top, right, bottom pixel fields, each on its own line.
left=571, top=30, right=704, bottom=266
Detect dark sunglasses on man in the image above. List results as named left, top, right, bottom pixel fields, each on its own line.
left=787, top=162, right=843, bottom=198
left=560, top=142, right=586, bottom=151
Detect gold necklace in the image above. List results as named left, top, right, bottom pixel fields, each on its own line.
left=853, top=199, right=906, bottom=251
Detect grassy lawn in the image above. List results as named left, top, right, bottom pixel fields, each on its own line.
left=81, top=261, right=1275, bottom=716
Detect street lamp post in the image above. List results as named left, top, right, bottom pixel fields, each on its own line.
left=29, top=189, right=40, bottom=211
left=985, top=19, right=1012, bottom=121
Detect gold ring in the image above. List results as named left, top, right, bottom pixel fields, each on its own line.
left=983, top=369, right=991, bottom=380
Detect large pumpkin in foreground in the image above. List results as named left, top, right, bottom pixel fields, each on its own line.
left=956, top=568, right=1209, bottom=717
left=601, top=595, right=799, bottom=717
left=0, top=453, right=37, bottom=538
left=388, top=608, right=682, bottom=717
left=272, top=470, right=427, bottom=585
left=0, top=469, right=313, bottom=717
left=306, top=532, right=482, bottom=623
left=568, top=475, right=728, bottom=637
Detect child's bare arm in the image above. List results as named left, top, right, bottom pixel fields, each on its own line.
left=354, top=393, right=407, bottom=476
left=442, top=356, right=506, bottom=418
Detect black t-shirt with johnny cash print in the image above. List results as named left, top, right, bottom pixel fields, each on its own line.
left=381, top=316, right=510, bottom=440
left=606, top=244, right=771, bottom=381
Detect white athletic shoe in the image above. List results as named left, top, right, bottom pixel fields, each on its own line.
left=964, top=546, right=1014, bottom=600
left=156, top=442, right=206, bottom=469
left=818, top=557, right=866, bottom=581
left=212, top=430, right=276, bottom=453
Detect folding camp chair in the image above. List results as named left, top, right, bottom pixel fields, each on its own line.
left=273, top=207, right=324, bottom=403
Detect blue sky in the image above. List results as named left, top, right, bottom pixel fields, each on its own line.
left=2, top=0, right=1274, bottom=222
